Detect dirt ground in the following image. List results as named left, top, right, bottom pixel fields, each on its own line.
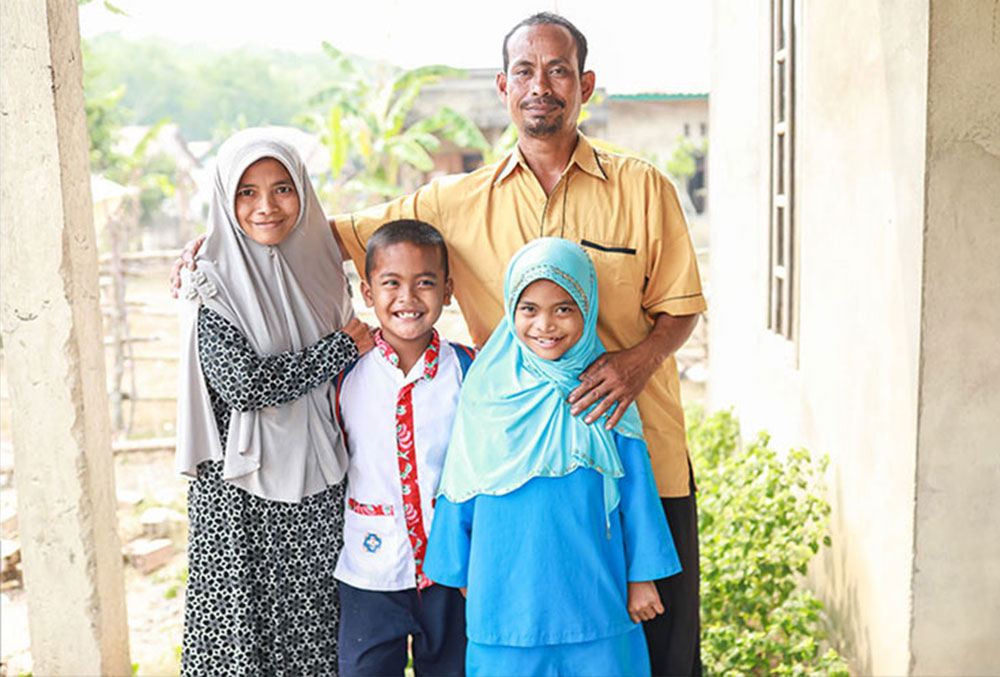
left=0, top=256, right=708, bottom=676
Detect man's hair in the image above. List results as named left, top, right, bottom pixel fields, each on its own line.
left=364, top=219, right=449, bottom=281
left=502, top=12, right=589, bottom=76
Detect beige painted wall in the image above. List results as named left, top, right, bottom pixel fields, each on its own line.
left=709, top=0, right=930, bottom=672
left=911, top=1, right=1000, bottom=672
left=604, top=98, right=709, bottom=161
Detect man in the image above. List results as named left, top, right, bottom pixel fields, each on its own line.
left=175, top=13, right=704, bottom=674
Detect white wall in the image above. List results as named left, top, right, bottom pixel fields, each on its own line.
left=911, top=1, right=1000, bottom=672
left=709, top=0, right=929, bottom=672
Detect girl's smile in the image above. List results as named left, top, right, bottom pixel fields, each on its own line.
left=514, top=278, right=584, bottom=360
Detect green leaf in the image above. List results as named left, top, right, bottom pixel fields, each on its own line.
left=103, top=0, right=128, bottom=15
left=386, top=136, right=434, bottom=172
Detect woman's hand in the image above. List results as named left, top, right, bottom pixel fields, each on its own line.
left=627, top=580, right=665, bottom=623
left=342, top=318, right=375, bottom=355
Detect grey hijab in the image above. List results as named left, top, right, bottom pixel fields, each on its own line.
left=176, top=128, right=355, bottom=502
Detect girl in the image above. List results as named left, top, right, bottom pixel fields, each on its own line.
left=424, top=237, right=681, bottom=676
left=176, top=129, right=373, bottom=675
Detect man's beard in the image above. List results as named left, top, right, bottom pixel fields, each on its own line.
left=524, top=113, right=564, bottom=138
left=520, top=95, right=566, bottom=138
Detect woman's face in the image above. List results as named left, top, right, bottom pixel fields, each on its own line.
left=234, top=157, right=300, bottom=246
left=513, top=279, right=584, bottom=360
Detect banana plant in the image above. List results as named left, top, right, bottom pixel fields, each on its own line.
left=309, top=43, right=490, bottom=207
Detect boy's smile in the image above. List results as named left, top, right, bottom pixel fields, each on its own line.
left=513, top=279, right=584, bottom=360
left=361, top=242, right=453, bottom=373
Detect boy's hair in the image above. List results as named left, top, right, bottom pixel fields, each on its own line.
left=502, top=12, right=589, bottom=75
left=364, top=219, right=450, bottom=281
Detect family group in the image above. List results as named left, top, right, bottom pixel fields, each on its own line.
left=173, top=12, right=705, bottom=677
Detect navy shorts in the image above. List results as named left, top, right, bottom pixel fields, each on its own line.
left=338, top=581, right=466, bottom=676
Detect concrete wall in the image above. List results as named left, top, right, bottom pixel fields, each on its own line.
left=709, top=0, right=929, bottom=672
left=604, top=97, right=708, bottom=161
left=911, top=1, right=1000, bottom=672
left=1, top=0, right=130, bottom=673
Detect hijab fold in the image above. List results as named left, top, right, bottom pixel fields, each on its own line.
left=437, top=237, right=644, bottom=519
left=176, top=128, right=355, bottom=502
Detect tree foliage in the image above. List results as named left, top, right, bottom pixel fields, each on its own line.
left=83, top=35, right=337, bottom=140
left=687, top=408, right=849, bottom=676
left=664, top=135, right=708, bottom=183
left=83, top=40, right=176, bottom=231
left=306, top=43, right=490, bottom=207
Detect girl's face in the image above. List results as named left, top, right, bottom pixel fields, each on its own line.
left=513, top=279, right=584, bottom=360
left=234, top=157, right=300, bottom=246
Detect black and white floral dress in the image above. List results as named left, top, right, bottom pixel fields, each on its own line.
left=182, top=306, right=357, bottom=676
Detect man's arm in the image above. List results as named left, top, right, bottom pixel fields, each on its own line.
left=330, top=218, right=349, bottom=258
left=169, top=220, right=349, bottom=298
left=568, top=312, right=699, bottom=429
left=169, top=234, right=207, bottom=297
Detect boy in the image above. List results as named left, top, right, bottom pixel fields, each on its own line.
left=333, top=219, right=473, bottom=677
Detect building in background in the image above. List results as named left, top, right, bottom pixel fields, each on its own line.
left=412, top=70, right=708, bottom=242
left=708, top=0, right=999, bottom=673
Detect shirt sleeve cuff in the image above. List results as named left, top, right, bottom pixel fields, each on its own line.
left=645, top=292, right=707, bottom=317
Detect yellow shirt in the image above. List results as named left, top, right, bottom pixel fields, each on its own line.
left=338, top=134, right=706, bottom=497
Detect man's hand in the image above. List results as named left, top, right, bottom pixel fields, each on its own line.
left=569, top=344, right=659, bottom=429
left=568, top=312, right=699, bottom=429
left=627, top=580, right=665, bottom=623
left=342, top=318, right=375, bottom=355
left=169, top=235, right=207, bottom=298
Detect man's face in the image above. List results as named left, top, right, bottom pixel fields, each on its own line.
left=497, top=23, right=595, bottom=141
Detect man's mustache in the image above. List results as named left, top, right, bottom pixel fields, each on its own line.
left=520, top=95, right=565, bottom=110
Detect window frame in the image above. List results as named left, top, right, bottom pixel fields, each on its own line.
left=767, top=0, right=798, bottom=347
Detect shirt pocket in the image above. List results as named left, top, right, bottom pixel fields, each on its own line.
left=579, top=239, right=644, bottom=297
left=343, top=507, right=399, bottom=568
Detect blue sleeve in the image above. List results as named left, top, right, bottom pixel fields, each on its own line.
left=424, top=496, right=474, bottom=588
left=616, top=433, right=682, bottom=582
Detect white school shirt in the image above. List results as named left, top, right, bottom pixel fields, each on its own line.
left=333, top=336, right=466, bottom=591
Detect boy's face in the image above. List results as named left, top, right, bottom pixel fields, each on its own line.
left=361, top=242, right=453, bottom=355
left=513, top=279, right=584, bottom=360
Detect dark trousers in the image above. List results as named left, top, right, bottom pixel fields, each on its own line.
left=338, top=581, right=466, bottom=677
left=642, top=470, right=702, bottom=677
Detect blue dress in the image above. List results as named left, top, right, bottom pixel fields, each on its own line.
left=424, top=432, right=680, bottom=676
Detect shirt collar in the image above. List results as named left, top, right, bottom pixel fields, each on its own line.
left=493, top=133, right=608, bottom=186
left=373, top=329, right=441, bottom=384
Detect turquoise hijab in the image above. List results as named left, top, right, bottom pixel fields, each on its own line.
left=437, top=237, right=644, bottom=518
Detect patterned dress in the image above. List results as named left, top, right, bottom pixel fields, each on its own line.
left=182, top=306, right=358, bottom=676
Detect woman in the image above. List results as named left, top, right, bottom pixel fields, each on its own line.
left=176, top=128, right=373, bottom=675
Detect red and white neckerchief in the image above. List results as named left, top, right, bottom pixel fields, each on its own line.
left=373, top=329, right=440, bottom=590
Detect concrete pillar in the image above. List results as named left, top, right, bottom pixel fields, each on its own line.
left=0, top=1, right=131, bottom=674
left=911, top=1, right=1000, bottom=672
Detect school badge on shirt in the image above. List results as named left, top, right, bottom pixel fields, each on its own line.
left=363, top=533, right=382, bottom=553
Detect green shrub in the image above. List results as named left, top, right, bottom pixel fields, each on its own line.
left=687, top=408, right=849, bottom=676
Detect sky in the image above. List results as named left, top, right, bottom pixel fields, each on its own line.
left=79, top=0, right=710, bottom=95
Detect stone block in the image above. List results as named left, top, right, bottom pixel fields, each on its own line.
left=126, top=538, right=173, bottom=574
left=1, top=512, right=17, bottom=538
left=1, top=538, right=22, bottom=584
left=139, top=507, right=184, bottom=539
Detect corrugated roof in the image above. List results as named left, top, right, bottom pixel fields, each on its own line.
left=608, top=93, right=709, bottom=101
